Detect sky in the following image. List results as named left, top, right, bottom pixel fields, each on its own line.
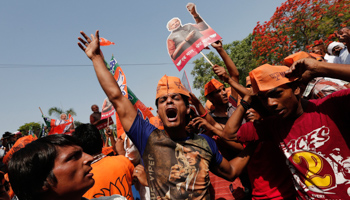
left=0, top=0, right=286, bottom=136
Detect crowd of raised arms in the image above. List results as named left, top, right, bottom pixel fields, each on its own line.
left=1, top=7, right=350, bottom=200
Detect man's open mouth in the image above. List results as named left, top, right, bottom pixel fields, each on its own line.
left=166, top=107, right=178, bottom=122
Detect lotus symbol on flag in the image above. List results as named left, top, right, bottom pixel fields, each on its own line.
left=117, top=71, right=127, bottom=96
left=210, top=34, right=217, bottom=38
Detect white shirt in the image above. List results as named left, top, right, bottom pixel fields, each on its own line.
left=334, top=47, right=350, bottom=64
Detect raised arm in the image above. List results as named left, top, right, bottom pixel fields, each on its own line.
left=286, top=58, right=350, bottom=84
left=189, top=93, right=244, bottom=150
left=222, top=94, right=252, bottom=141
left=186, top=3, right=208, bottom=30
left=212, top=41, right=240, bottom=100
left=78, top=30, right=137, bottom=131
left=212, top=64, right=250, bottom=98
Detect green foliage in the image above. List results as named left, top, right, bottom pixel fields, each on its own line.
left=252, top=0, right=350, bottom=65
left=18, top=122, right=41, bottom=136
left=191, top=34, right=257, bottom=101
left=48, top=107, right=77, bottom=118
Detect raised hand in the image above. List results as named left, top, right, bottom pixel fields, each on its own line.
left=213, top=64, right=230, bottom=83
left=77, top=30, right=101, bottom=60
left=192, top=117, right=212, bottom=131
left=105, top=127, right=113, bottom=137
left=189, top=93, right=200, bottom=108
left=186, top=3, right=197, bottom=16
left=285, top=58, right=319, bottom=84
left=211, top=40, right=223, bottom=50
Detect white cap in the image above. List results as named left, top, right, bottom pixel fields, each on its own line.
left=327, top=42, right=345, bottom=55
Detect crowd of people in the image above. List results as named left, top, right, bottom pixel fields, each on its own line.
left=1, top=18, right=350, bottom=200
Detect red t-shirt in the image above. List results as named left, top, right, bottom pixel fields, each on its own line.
left=247, top=141, right=297, bottom=199
left=237, top=88, right=350, bottom=199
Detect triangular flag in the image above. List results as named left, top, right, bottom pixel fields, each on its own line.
left=100, top=37, right=115, bottom=46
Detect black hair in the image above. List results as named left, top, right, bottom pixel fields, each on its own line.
left=2, top=132, right=13, bottom=139
left=72, top=123, right=103, bottom=155
left=155, top=94, right=189, bottom=109
left=286, top=80, right=300, bottom=91
left=8, top=135, right=80, bottom=200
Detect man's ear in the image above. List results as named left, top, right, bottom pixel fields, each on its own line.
left=42, top=179, right=53, bottom=192
left=294, top=86, right=301, bottom=96
left=42, top=184, right=50, bottom=192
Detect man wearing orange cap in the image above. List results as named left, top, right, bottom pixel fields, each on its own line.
left=203, top=64, right=250, bottom=198
left=204, top=78, right=236, bottom=124
left=78, top=30, right=256, bottom=200
left=210, top=66, right=297, bottom=199
left=222, top=59, right=350, bottom=199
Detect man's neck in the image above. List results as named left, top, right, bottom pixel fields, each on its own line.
left=287, top=99, right=307, bottom=121
left=165, top=126, right=189, bottom=140
left=212, top=103, right=228, bottom=117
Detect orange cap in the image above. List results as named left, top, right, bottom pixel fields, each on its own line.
left=156, top=75, right=190, bottom=99
left=283, top=51, right=312, bottom=67
left=249, top=64, right=297, bottom=93
left=284, top=51, right=322, bottom=67
left=204, top=79, right=224, bottom=96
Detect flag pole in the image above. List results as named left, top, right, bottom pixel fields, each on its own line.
left=39, top=107, right=44, bottom=116
left=200, top=52, right=214, bottom=67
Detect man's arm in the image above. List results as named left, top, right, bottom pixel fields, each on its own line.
left=78, top=30, right=137, bottom=132
left=212, top=41, right=240, bottom=100
left=222, top=95, right=252, bottom=141
left=189, top=92, right=244, bottom=151
left=212, top=64, right=250, bottom=99
left=286, top=58, right=350, bottom=84
left=187, top=3, right=208, bottom=31
left=211, top=142, right=257, bottom=181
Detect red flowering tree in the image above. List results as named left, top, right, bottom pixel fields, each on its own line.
left=252, top=0, right=350, bottom=65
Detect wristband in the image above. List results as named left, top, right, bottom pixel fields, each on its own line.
left=240, top=99, right=251, bottom=110
left=200, top=110, right=208, bottom=118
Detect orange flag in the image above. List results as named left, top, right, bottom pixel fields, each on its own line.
left=100, top=37, right=115, bottom=46
left=113, top=66, right=128, bottom=137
